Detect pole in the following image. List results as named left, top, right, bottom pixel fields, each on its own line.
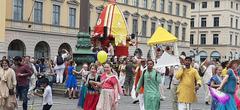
left=80, top=0, right=90, bottom=33
left=151, top=46, right=156, bottom=63
left=196, top=2, right=200, bottom=61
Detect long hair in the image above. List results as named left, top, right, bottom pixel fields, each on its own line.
left=227, top=60, right=239, bottom=69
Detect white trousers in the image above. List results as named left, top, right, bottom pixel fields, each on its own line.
left=138, top=94, right=144, bottom=110
left=178, top=103, right=192, bottom=110
left=203, top=83, right=211, bottom=102
left=56, top=68, right=64, bottom=83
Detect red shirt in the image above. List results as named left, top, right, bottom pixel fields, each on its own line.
left=15, top=64, right=33, bottom=86
left=101, top=73, right=118, bottom=89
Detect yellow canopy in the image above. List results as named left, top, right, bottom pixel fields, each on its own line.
left=147, top=27, right=177, bottom=45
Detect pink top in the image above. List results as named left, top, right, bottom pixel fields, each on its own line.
left=101, top=73, right=118, bottom=89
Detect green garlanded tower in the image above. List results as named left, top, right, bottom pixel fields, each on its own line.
left=73, top=0, right=95, bottom=65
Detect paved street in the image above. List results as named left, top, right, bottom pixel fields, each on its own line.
left=18, top=83, right=211, bottom=110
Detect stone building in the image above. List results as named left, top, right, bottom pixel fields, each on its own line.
left=0, top=0, right=192, bottom=59
left=191, top=0, right=240, bottom=62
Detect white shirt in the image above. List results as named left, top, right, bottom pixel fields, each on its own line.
left=43, top=85, right=53, bottom=105
left=54, top=53, right=68, bottom=70
left=203, top=65, right=215, bottom=83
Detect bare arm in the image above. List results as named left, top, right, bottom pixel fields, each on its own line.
left=114, top=84, right=119, bottom=103
left=73, top=70, right=79, bottom=74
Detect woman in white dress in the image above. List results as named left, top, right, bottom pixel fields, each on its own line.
left=0, top=59, right=17, bottom=110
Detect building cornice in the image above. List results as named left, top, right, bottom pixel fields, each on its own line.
left=116, top=2, right=191, bottom=20
left=51, top=0, right=65, bottom=3
left=190, top=45, right=240, bottom=48
left=191, top=26, right=240, bottom=31
left=6, top=19, right=79, bottom=31
left=6, top=27, right=77, bottom=37
left=67, top=0, right=79, bottom=6
left=191, top=9, right=240, bottom=15
left=179, top=0, right=194, bottom=4
left=141, top=14, right=149, bottom=20
left=123, top=11, right=130, bottom=16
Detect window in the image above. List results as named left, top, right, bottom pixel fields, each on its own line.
left=175, top=26, right=179, bottom=37
left=176, top=4, right=180, bottom=16
left=142, top=20, right=147, bottom=37
left=201, top=18, right=207, bottom=27
left=191, top=3, right=195, bottom=9
left=122, top=0, right=128, bottom=4
left=151, top=22, right=156, bottom=35
left=168, top=24, right=172, bottom=33
left=182, top=27, right=186, bottom=41
left=214, top=1, right=220, bottom=8
left=34, top=1, right=43, bottom=23
left=132, top=19, right=138, bottom=35
left=168, top=1, right=172, bottom=14
left=231, top=17, right=233, bottom=27
left=191, top=18, right=194, bottom=27
left=237, top=3, right=239, bottom=10
left=235, top=36, right=238, bottom=46
left=201, top=34, right=206, bottom=44
left=160, top=0, right=165, bottom=12
left=69, top=8, right=76, bottom=28
left=236, top=19, right=238, bottom=29
left=202, top=2, right=207, bottom=8
left=133, top=0, right=139, bottom=7
left=231, top=2, right=233, bottom=8
left=230, top=34, right=233, bottom=45
left=183, top=5, right=187, bottom=17
left=52, top=5, right=60, bottom=25
left=143, top=0, right=147, bottom=8
left=152, top=0, right=156, bottom=10
left=213, top=34, right=219, bottom=44
left=213, top=17, right=219, bottom=27
left=190, top=34, right=194, bottom=44
left=13, top=0, right=23, bottom=20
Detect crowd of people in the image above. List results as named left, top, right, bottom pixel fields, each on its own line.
left=0, top=46, right=240, bottom=110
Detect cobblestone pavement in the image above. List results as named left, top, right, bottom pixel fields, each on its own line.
left=17, top=84, right=211, bottom=110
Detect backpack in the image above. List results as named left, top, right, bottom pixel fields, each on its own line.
left=56, top=55, right=64, bottom=65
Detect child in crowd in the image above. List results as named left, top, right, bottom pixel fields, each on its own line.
left=34, top=78, right=53, bottom=110
left=209, top=66, right=222, bottom=110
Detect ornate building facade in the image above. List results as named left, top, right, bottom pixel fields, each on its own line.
left=0, top=0, right=192, bottom=59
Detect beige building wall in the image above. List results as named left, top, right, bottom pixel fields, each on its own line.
left=0, top=0, right=6, bottom=42
left=191, top=0, right=240, bottom=62
left=2, top=0, right=191, bottom=59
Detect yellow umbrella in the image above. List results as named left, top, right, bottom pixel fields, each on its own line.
left=147, top=27, right=177, bottom=45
